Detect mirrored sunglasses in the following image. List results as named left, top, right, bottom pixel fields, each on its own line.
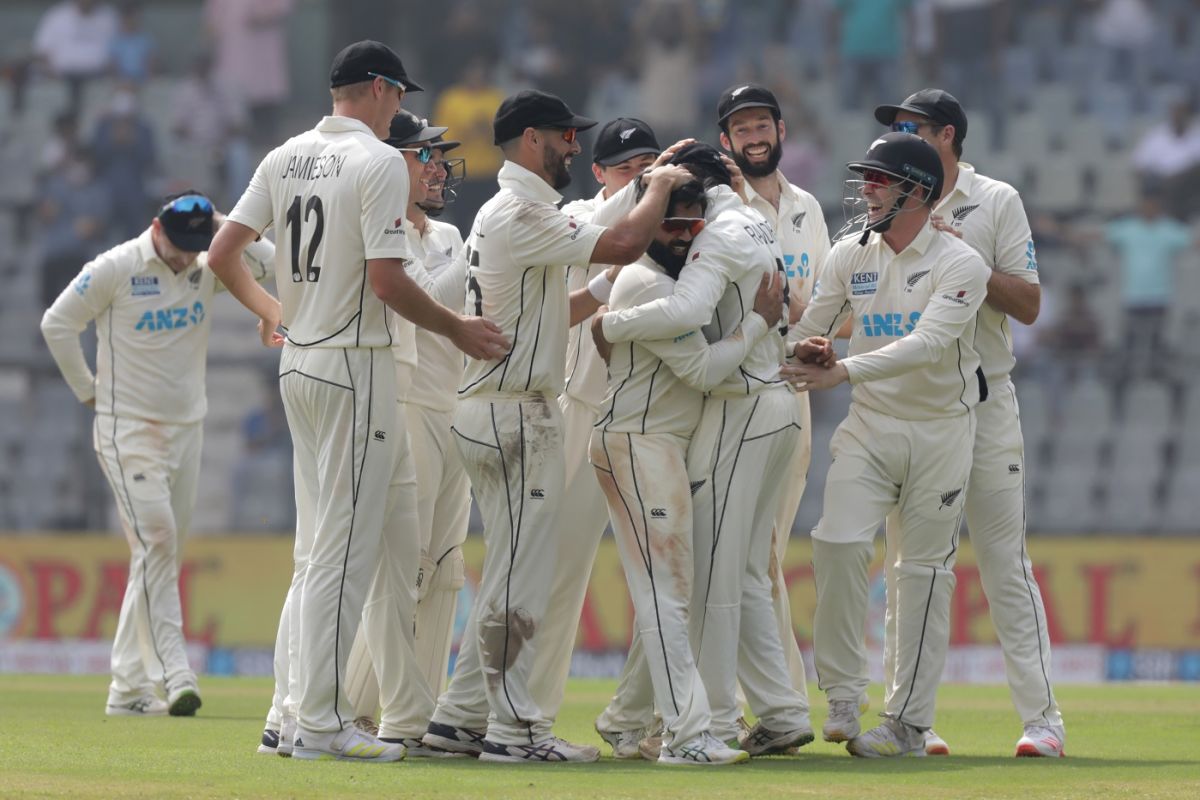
left=661, top=217, right=705, bottom=236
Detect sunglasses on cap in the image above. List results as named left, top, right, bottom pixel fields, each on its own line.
left=160, top=194, right=213, bottom=215
left=661, top=217, right=705, bottom=236
left=890, top=120, right=943, bottom=135
left=367, top=71, right=406, bottom=92
left=396, top=146, right=434, bottom=164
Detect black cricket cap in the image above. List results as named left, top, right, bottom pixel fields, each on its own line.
left=492, top=89, right=597, bottom=145
left=592, top=117, right=661, bottom=166
left=385, top=110, right=447, bottom=147
left=668, top=142, right=732, bottom=188
left=431, top=135, right=461, bottom=153
left=329, top=40, right=423, bottom=92
left=848, top=132, right=943, bottom=201
left=717, top=83, right=781, bottom=127
left=874, top=88, right=967, bottom=145
left=157, top=190, right=215, bottom=252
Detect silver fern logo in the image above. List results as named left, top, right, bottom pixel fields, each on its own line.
left=905, top=269, right=930, bottom=291
left=790, top=212, right=806, bottom=230
left=939, top=488, right=962, bottom=509
left=951, top=204, right=979, bottom=224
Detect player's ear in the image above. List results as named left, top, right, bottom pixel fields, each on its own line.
left=777, top=119, right=786, bottom=143
left=719, top=130, right=732, bottom=151
left=592, top=163, right=605, bottom=185
left=523, top=127, right=540, bottom=149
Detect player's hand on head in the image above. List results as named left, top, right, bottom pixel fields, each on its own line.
left=590, top=307, right=613, bottom=365
left=650, top=138, right=697, bottom=170
left=454, top=315, right=510, bottom=360
left=753, top=271, right=784, bottom=328
left=719, top=154, right=747, bottom=202
left=930, top=215, right=963, bottom=239
left=792, top=336, right=836, bottom=367
left=644, top=164, right=693, bottom=190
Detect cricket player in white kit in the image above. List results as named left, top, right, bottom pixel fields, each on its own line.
left=208, top=41, right=506, bottom=763
left=716, top=82, right=831, bottom=720
left=422, top=89, right=692, bottom=763
left=41, top=193, right=272, bottom=719
left=535, top=118, right=661, bottom=743
left=785, top=132, right=989, bottom=758
left=591, top=176, right=788, bottom=765
left=598, top=144, right=811, bottom=754
left=875, top=89, right=1064, bottom=758
left=342, top=111, right=472, bottom=754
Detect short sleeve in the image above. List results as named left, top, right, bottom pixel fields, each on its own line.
left=360, top=153, right=411, bottom=261
left=509, top=201, right=604, bottom=269
left=228, top=156, right=276, bottom=235
left=993, top=188, right=1040, bottom=285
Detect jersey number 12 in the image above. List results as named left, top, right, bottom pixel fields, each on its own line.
left=285, top=195, right=324, bottom=282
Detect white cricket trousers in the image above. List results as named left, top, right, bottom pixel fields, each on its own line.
left=432, top=393, right=565, bottom=745
left=530, top=394, right=610, bottom=719
left=812, top=403, right=974, bottom=731
left=345, top=401, right=470, bottom=737
left=591, top=429, right=711, bottom=750
left=277, top=344, right=398, bottom=735
left=883, top=381, right=1062, bottom=728
left=689, top=387, right=808, bottom=742
left=93, top=413, right=201, bottom=703
left=769, top=391, right=813, bottom=701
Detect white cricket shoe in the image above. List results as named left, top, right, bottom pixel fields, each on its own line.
left=659, top=732, right=750, bottom=766
left=277, top=715, right=297, bottom=757
left=167, top=686, right=202, bottom=717
left=106, top=696, right=168, bottom=716
left=292, top=726, right=406, bottom=762
left=847, top=718, right=926, bottom=758
left=595, top=718, right=661, bottom=759
left=822, top=699, right=863, bottom=743
left=924, top=728, right=950, bottom=755
left=738, top=719, right=815, bottom=756
left=478, top=737, right=600, bottom=763
left=1015, top=725, right=1066, bottom=758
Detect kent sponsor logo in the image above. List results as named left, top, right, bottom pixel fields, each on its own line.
left=130, top=275, right=160, bottom=296
left=134, top=301, right=206, bottom=332
left=743, top=221, right=776, bottom=246
left=850, top=271, right=878, bottom=296
left=861, top=311, right=921, bottom=337
left=783, top=253, right=810, bottom=280
left=280, top=153, right=347, bottom=181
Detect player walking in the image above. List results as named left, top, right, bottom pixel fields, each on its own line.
left=208, top=40, right=506, bottom=763
left=873, top=89, right=1063, bottom=758
left=40, top=191, right=273, bottom=718
left=421, top=89, right=691, bottom=763
left=784, top=132, right=989, bottom=758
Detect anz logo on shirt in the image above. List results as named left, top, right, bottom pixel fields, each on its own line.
left=1025, top=240, right=1038, bottom=271
left=861, top=311, right=922, bottom=337
left=782, top=253, right=810, bottom=280
left=134, top=301, right=207, bottom=332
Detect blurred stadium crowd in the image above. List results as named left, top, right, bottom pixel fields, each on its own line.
left=1, top=0, right=1199, bottom=535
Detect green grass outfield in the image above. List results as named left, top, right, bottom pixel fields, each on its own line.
left=3, top=676, right=1198, bottom=799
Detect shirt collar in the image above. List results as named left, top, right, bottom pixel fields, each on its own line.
left=864, top=216, right=937, bottom=257
left=498, top=160, right=562, bottom=204
left=742, top=171, right=795, bottom=207
left=939, top=161, right=976, bottom=208
left=136, top=228, right=160, bottom=267
left=314, top=115, right=377, bottom=136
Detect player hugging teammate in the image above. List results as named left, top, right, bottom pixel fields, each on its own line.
left=44, top=34, right=1063, bottom=765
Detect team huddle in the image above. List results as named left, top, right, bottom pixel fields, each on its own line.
left=40, top=39, right=1066, bottom=765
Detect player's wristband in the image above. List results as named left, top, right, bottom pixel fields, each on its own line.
left=588, top=272, right=615, bottom=303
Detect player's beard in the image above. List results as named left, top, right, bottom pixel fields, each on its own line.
left=732, top=138, right=783, bottom=179
left=647, top=239, right=688, bottom=280
left=545, top=147, right=572, bottom=190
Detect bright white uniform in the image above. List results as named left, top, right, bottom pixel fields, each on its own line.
left=344, top=216, right=469, bottom=740
left=228, top=114, right=411, bottom=737
left=40, top=230, right=272, bottom=708
left=793, top=223, right=989, bottom=731
left=431, top=160, right=604, bottom=746
left=744, top=172, right=830, bottom=700
left=602, top=187, right=807, bottom=742
left=881, top=164, right=1061, bottom=729
left=533, top=180, right=638, bottom=720
left=592, top=255, right=769, bottom=750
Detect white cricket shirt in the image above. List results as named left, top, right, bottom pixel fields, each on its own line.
left=40, top=229, right=274, bottom=424
left=563, top=180, right=638, bottom=412
left=228, top=115, right=411, bottom=349
left=401, top=217, right=466, bottom=412
left=596, top=257, right=769, bottom=436
left=457, top=160, right=605, bottom=398
left=794, top=223, right=990, bottom=421
left=934, top=163, right=1039, bottom=388
left=743, top=170, right=831, bottom=308
left=601, top=186, right=789, bottom=397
